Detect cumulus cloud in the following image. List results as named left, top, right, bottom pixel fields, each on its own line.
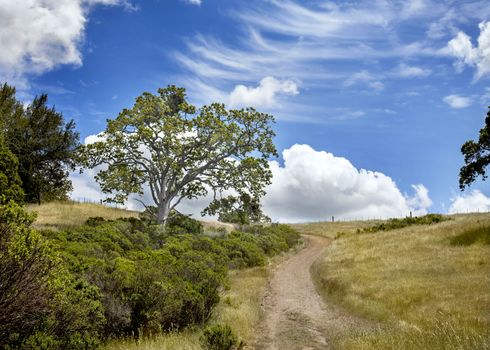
left=228, top=76, right=299, bottom=108
left=0, top=0, right=133, bottom=85
left=262, top=144, right=431, bottom=222
left=71, top=140, right=432, bottom=222
left=447, top=21, right=490, bottom=80
left=443, top=94, right=473, bottom=108
left=344, top=71, right=384, bottom=91
left=448, top=190, right=490, bottom=214
left=394, top=63, right=431, bottom=78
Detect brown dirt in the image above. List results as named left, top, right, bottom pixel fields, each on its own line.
left=250, top=235, right=366, bottom=350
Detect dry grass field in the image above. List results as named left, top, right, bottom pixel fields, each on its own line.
left=305, top=213, right=490, bottom=349
left=27, top=201, right=139, bottom=230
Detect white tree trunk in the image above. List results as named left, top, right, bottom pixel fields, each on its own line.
left=157, top=201, right=171, bottom=225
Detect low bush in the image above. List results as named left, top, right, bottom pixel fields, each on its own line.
left=201, top=324, right=245, bottom=350
left=357, top=214, right=448, bottom=234
left=0, top=201, right=104, bottom=350
left=36, top=217, right=300, bottom=346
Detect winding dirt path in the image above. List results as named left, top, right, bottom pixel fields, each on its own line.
left=251, top=235, right=361, bottom=350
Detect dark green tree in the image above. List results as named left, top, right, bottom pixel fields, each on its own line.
left=0, top=137, right=24, bottom=204
left=2, top=91, right=80, bottom=203
left=203, top=193, right=271, bottom=225
left=459, top=107, right=490, bottom=190
left=0, top=83, right=24, bottom=133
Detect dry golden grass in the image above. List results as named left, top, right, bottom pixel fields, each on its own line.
left=210, top=266, right=270, bottom=343
left=27, top=201, right=138, bottom=230
left=308, top=213, right=490, bottom=349
left=291, top=220, right=382, bottom=239
left=103, top=330, right=202, bottom=350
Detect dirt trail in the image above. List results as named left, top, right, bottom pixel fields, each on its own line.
left=251, top=235, right=361, bottom=350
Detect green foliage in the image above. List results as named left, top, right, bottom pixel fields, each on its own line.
left=459, top=107, right=490, bottom=190
left=201, top=324, right=245, bottom=350
left=0, top=83, right=24, bottom=131
left=81, top=85, right=277, bottom=224
left=1, top=85, right=80, bottom=203
left=0, top=201, right=53, bottom=347
left=356, top=214, right=448, bottom=234
left=39, top=218, right=300, bottom=341
left=0, top=137, right=24, bottom=204
left=164, top=211, right=204, bottom=235
left=0, top=201, right=104, bottom=350
left=203, top=193, right=271, bottom=225
left=450, top=225, right=490, bottom=246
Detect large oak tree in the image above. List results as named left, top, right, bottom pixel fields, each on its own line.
left=81, top=86, right=276, bottom=224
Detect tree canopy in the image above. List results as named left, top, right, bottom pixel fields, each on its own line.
left=459, top=107, right=490, bottom=190
left=81, top=86, right=276, bottom=224
left=0, top=85, right=80, bottom=203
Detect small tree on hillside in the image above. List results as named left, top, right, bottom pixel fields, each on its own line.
left=81, top=86, right=276, bottom=224
left=459, top=107, right=490, bottom=190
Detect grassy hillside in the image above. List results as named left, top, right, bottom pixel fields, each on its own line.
left=27, top=201, right=139, bottom=230
left=303, top=213, right=490, bottom=349
left=27, top=201, right=235, bottom=233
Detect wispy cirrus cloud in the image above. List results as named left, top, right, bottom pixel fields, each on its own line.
left=174, top=0, right=489, bottom=122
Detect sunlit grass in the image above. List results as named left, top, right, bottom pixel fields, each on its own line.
left=103, top=330, right=202, bottom=350
left=308, top=213, right=490, bottom=349
left=27, top=200, right=139, bottom=230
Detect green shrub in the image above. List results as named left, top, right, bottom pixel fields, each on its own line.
left=0, top=137, right=24, bottom=204
left=35, top=216, right=300, bottom=342
left=201, top=324, right=245, bottom=350
left=165, top=211, right=203, bottom=235
left=0, top=201, right=104, bottom=350
left=358, top=214, right=448, bottom=234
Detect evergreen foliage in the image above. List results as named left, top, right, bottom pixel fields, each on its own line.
left=0, top=84, right=80, bottom=203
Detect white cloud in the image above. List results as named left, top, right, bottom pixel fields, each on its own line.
left=448, top=190, right=490, bottom=214
left=262, top=144, right=431, bottom=222
left=183, top=0, right=202, bottom=5
left=0, top=0, right=133, bottom=85
left=394, top=63, right=431, bottom=78
left=71, top=140, right=432, bottom=222
left=447, top=21, right=490, bottom=80
left=344, top=70, right=384, bottom=91
left=443, top=94, right=473, bottom=109
left=228, top=76, right=299, bottom=108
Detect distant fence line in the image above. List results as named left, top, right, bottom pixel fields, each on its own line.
left=70, top=197, right=128, bottom=210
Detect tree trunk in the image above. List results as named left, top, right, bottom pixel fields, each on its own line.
left=157, top=201, right=171, bottom=225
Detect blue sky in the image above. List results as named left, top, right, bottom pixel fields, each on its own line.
left=2, top=0, right=490, bottom=221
